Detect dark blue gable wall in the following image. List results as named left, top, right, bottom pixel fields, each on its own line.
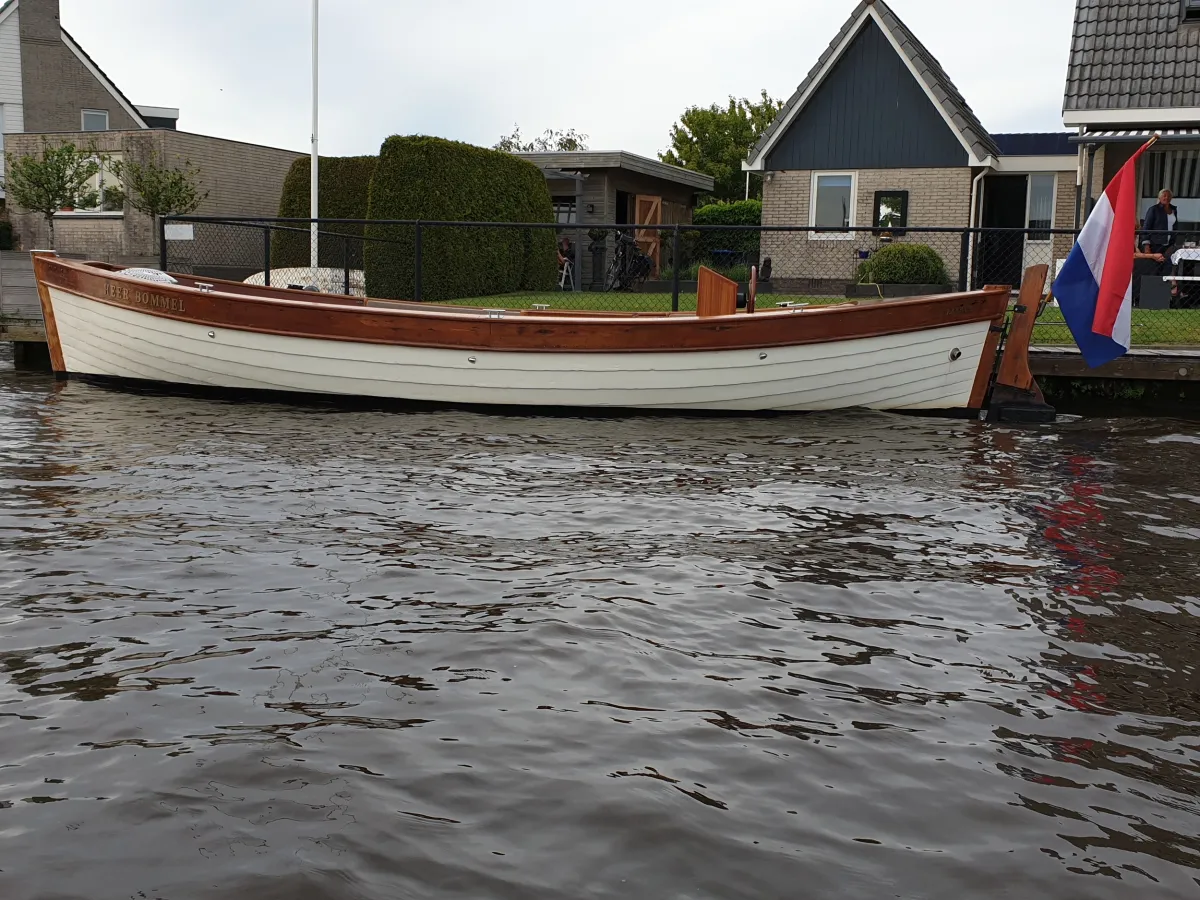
left=766, top=19, right=969, bottom=171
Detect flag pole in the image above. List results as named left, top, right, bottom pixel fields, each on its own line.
left=309, top=0, right=319, bottom=285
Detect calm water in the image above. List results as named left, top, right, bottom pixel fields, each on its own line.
left=1, top=349, right=1198, bottom=900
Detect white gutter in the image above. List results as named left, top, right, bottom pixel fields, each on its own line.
left=965, top=165, right=991, bottom=291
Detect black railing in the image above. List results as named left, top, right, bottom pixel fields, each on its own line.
left=158, top=217, right=1200, bottom=348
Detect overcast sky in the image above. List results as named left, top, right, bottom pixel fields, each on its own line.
left=60, top=0, right=1077, bottom=158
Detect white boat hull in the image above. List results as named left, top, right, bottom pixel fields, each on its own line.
left=48, top=285, right=991, bottom=411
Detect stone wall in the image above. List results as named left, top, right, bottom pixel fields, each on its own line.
left=761, top=167, right=973, bottom=291
left=5, top=130, right=302, bottom=265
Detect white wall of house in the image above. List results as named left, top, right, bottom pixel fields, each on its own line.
left=0, top=7, right=25, bottom=130
left=0, top=5, right=25, bottom=192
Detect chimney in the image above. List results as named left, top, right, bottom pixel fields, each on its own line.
left=18, top=0, right=62, bottom=44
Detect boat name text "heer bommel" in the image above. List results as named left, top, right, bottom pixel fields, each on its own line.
left=105, top=281, right=186, bottom=313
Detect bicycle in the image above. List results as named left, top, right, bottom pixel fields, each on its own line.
left=603, top=230, right=654, bottom=292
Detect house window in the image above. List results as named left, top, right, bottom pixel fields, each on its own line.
left=810, top=172, right=855, bottom=238
left=59, top=153, right=123, bottom=215
left=1027, top=174, right=1055, bottom=241
left=81, top=109, right=109, bottom=132
left=552, top=197, right=577, bottom=225
left=872, top=190, right=908, bottom=234
left=1185, top=0, right=1200, bottom=23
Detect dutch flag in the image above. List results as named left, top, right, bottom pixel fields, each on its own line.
left=1052, top=137, right=1157, bottom=368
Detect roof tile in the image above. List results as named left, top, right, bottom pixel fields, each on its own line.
left=1065, top=0, right=1200, bottom=114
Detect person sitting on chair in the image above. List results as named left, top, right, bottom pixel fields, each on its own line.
left=557, top=237, right=574, bottom=290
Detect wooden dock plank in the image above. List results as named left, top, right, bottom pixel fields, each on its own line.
left=1030, top=348, right=1200, bottom=381
left=0, top=251, right=44, bottom=321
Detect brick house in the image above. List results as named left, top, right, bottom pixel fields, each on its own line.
left=0, top=0, right=302, bottom=266
left=1065, top=0, right=1200, bottom=230
left=743, top=0, right=1078, bottom=293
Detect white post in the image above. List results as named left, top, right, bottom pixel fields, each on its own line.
left=309, top=0, right=319, bottom=285
left=745, top=170, right=750, bottom=201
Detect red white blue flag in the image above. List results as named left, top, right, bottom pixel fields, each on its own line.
left=1052, top=138, right=1156, bottom=368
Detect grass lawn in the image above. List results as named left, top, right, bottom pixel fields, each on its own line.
left=429, top=292, right=1200, bottom=347
left=1032, top=306, right=1200, bottom=347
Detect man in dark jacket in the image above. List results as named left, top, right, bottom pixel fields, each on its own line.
left=1141, top=189, right=1178, bottom=256
left=1139, top=189, right=1179, bottom=303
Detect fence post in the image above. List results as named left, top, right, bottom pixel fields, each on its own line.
left=414, top=221, right=423, bottom=302
left=343, top=234, right=351, bottom=296
left=263, top=225, right=272, bottom=288
left=958, top=230, right=970, bottom=292
left=158, top=216, right=167, bottom=271
left=575, top=221, right=583, bottom=293
left=671, top=224, right=680, bottom=312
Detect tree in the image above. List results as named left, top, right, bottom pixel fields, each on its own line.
left=3, top=141, right=105, bottom=249
left=494, top=125, right=589, bottom=153
left=660, top=90, right=784, bottom=203
left=111, top=151, right=208, bottom=251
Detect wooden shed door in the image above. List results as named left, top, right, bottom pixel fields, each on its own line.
left=635, top=195, right=663, bottom=275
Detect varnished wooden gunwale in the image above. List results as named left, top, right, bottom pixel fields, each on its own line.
left=33, top=255, right=1011, bottom=355
left=31, top=251, right=66, bottom=373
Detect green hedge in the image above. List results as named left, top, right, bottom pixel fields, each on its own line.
left=692, top=199, right=761, bottom=228
left=364, top=136, right=556, bottom=302
left=857, top=243, right=949, bottom=285
left=273, top=155, right=377, bottom=268
left=680, top=199, right=762, bottom=265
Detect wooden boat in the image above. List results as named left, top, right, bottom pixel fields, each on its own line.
left=30, top=252, right=1053, bottom=419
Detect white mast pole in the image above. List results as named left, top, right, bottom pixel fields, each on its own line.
left=310, top=0, right=319, bottom=284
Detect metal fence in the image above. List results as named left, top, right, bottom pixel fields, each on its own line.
left=159, top=216, right=1200, bottom=348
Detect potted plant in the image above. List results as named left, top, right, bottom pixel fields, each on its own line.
left=847, top=243, right=951, bottom=300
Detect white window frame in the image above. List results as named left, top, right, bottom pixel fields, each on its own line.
left=808, top=171, right=857, bottom=241
left=81, top=109, right=109, bottom=132
left=1025, top=172, right=1057, bottom=244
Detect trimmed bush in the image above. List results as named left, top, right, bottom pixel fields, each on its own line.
left=857, top=243, right=949, bottom=286
left=274, top=155, right=377, bottom=268
left=686, top=198, right=761, bottom=266
left=692, top=199, right=762, bottom=228
left=364, top=136, right=556, bottom=301
left=0, top=220, right=12, bottom=251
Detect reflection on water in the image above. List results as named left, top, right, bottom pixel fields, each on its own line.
left=1, top=348, right=1198, bottom=899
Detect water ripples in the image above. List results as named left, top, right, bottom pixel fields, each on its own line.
left=0, top=354, right=1198, bottom=898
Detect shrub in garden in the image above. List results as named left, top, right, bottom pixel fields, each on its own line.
left=691, top=198, right=761, bottom=267
left=274, top=155, right=377, bottom=268
left=692, top=198, right=762, bottom=229
left=364, top=136, right=556, bottom=301
left=857, top=243, right=948, bottom=286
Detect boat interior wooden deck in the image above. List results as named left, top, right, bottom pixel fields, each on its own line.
left=78, top=260, right=949, bottom=320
